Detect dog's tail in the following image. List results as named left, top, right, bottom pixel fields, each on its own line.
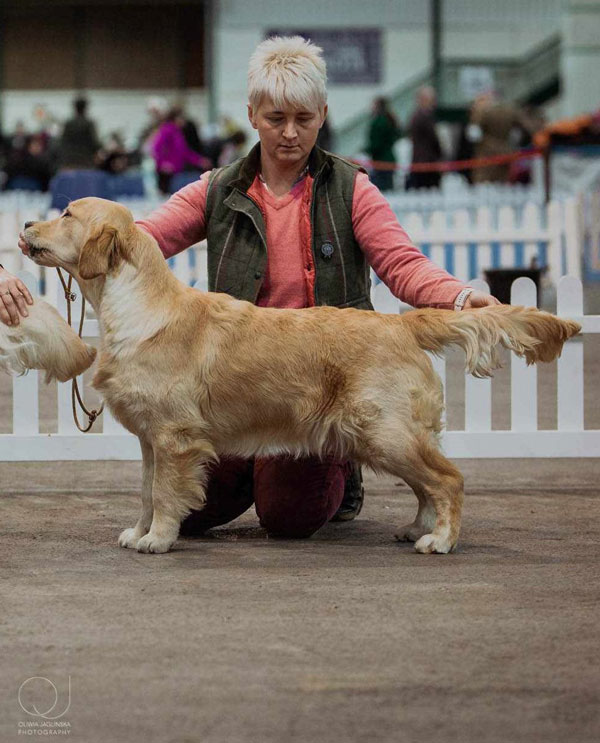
left=0, top=300, right=97, bottom=383
left=404, top=305, right=581, bottom=378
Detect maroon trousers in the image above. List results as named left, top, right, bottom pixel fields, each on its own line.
left=181, top=455, right=350, bottom=538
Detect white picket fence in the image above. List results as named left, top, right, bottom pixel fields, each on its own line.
left=0, top=272, right=598, bottom=461
left=375, top=275, right=599, bottom=458
left=370, top=196, right=582, bottom=311
left=383, top=151, right=600, bottom=214
left=397, top=198, right=582, bottom=287
left=581, top=191, right=600, bottom=281
left=385, top=171, right=546, bottom=213
left=0, top=197, right=584, bottom=301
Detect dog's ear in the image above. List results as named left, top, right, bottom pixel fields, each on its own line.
left=78, top=225, right=121, bottom=280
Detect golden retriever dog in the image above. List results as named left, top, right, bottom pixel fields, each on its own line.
left=22, top=197, right=580, bottom=554
left=0, top=298, right=96, bottom=383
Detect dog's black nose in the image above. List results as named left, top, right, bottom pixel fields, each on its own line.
left=24, top=221, right=36, bottom=229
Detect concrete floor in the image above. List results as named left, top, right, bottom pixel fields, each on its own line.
left=1, top=459, right=599, bottom=743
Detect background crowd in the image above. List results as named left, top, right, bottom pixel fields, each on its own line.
left=365, top=87, right=550, bottom=192
left=0, top=96, right=248, bottom=196
left=1, top=88, right=597, bottom=196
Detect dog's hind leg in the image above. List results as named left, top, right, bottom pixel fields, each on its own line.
left=118, top=436, right=154, bottom=549
left=368, top=370, right=463, bottom=553
left=407, top=437, right=463, bottom=554
left=375, top=432, right=464, bottom=554
left=394, top=479, right=437, bottom=544
left=136, top=434, right=213, bottom=554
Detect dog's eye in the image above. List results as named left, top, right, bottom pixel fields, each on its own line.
left=61, top=211, right=71, bottom=219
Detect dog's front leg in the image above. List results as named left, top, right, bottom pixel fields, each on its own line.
left=118, top=437, right=154, bottom=549
left=135, top=439, right=210, bottom=554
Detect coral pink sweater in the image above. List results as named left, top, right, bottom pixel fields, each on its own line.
left=137, top=170, right=467, bottom=309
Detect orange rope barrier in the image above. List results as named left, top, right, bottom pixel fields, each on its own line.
left=352, top=147, right=544, bottom=173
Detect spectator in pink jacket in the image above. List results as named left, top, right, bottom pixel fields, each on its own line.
left=151, top=107, right=209, bottom=193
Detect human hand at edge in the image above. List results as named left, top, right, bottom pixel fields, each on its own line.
left=463, top=290, right=501, bottom=309
left=0, top=267, right=34, bottom=326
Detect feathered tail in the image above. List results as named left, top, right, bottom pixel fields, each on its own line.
left=0, top=300, right=97, bottom=382
left=404, top=305, right=581, bottom=378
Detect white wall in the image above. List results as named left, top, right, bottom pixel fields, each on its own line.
left=216, top=0, right=429, bottom=28
left=561, top=0, right=600, bottom=117
left=443, top=0, right=566, bottom=57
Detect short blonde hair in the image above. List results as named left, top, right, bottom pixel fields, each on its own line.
left=248, top=36, right=327, bottom=112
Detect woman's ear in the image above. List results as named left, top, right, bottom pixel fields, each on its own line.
left=247, top=104, right=258, bottom=130
left=78, top=226, right=119, bottom=280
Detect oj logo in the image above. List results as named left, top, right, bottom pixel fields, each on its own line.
left=18, top=677, right=71, bottom=719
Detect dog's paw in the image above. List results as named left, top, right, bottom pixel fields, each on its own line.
left=395, top=522, right=428, bottom=543
left=136, top=533, right=175, bottom=554
left=118, top=527, right=146, bottom=549
left=414, top=533, right=455, bottom=554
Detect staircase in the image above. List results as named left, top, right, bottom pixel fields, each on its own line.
left=336, top=34, right=561, bottom=157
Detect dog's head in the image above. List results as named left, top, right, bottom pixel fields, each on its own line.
left=23, top=198, right=135, bottom=281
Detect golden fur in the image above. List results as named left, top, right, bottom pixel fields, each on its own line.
left=23, top=198, right=581, bottom=554
left=0, top=298, right=96, bottom=383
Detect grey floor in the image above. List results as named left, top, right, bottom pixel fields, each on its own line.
left=1, top=459, right=599, bottom=743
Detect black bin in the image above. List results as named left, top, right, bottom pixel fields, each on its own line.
left=483, top=268, right=541, bottom=305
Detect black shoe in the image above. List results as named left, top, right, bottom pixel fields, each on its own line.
left=331, top=463, right=364, bottom=522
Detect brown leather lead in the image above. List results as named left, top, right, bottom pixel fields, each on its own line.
left=56, top=267, right=103, bottom=432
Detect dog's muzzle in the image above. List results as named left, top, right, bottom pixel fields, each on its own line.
left=25, top=239, right=48, bottom=258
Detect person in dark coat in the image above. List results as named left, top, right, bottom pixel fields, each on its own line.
left=406, top=86, right=443, bottom=190
left=57, top=98, right=101, bottom=169
left=365, top=97, right=402, bottom=192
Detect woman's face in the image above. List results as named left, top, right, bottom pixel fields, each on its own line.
left=248, top=96, right=327, bottom=168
